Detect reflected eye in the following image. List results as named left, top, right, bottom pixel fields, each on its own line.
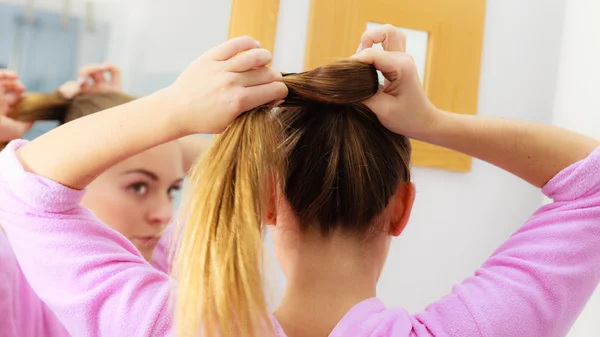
left=168, top=185, right=182, bottom=199
left=129, top=183, right=148, bottom=196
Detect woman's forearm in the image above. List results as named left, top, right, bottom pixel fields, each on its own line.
left=418, top=111, right=600, bottom=188
left=18, top=89, right=184, bottom=190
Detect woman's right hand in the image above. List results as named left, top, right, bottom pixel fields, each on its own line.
left=59, top=63, right=123, bottom=99
left=166, top=36, right=288, bottom=135
left=354, top=25, right=600, bottom=189
left=352, top=25, right=440, bottom=139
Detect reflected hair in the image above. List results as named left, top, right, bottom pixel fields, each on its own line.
left=172, top=59, right=412, bottom=337
left=1, top=91, right=135, bottom=150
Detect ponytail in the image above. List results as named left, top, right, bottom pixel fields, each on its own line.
left=173, top=107, right=279, bottom=337
left=1, top=92, right=69, bottom=150
left=8, top=91, right=70, bottom=122
left=172, top=60, right=413, bottom=337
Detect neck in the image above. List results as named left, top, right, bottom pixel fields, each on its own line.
left=274, top=231, right=384, bottom=337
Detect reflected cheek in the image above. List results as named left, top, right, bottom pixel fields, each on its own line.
left=82, top=189, right=144, bottom=237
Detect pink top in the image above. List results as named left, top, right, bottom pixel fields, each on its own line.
left=1, top=139, right=600, bottom=337
left=0, top=150, right=172, bottom=337
left=0, top=231, right=70, bottom=337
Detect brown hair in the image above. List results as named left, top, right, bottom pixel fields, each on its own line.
left=173, top=60, right=412, bottom=337
left=1, top=91, right=135, bottom=150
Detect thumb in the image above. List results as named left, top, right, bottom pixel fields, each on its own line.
left=364, top=92, right=396, bottom=120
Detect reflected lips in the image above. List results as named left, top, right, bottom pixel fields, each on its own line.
left=133, top=236, right=160, bottom=247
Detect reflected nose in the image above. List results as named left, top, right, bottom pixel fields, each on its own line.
left=148, top=196, right=174, bottom=226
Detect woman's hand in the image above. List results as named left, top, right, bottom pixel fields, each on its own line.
left=16, top=37, right=287, bottom=189
left=352, top=25, right=439, bottom=139
left=0, top=70, right=31, bottom=143
left=59, top=63, right=123, bottom=99
left=79, top=62, right=123, bottom=94
left=166, top=36, right=288, bottom=135
left=354, top=25, right=600, bottom=188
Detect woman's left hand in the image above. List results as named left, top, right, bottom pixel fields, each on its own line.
left=0, top=69, right=31, bottom=143
left=166, top=36, right=288, bottom=135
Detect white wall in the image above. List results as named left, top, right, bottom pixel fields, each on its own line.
left=103, top=0, right=233, bottom=95
left=552, top=0, right=600, bottom=335
left=0, top=0, right=233, bottom=94
left=0, top=0, right=110, bottom=57
left=265, top=0, right=568, bottom=312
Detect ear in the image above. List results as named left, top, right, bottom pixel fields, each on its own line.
left=389, top=182, right=415, bottom=237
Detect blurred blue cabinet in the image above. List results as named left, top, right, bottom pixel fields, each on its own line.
left=0, top=3, right=108, bottom=139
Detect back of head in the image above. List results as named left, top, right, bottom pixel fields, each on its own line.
left=0, top=91, right=135, bottom=150
left=173, top=60, right=411, bottom=337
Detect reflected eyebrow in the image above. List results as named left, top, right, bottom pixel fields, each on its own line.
left=122, top=169, right=159, bottom=181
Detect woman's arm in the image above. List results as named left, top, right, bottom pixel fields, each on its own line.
left=18, top=37, right=286, bottom=190
left=415, top=148, right=600, bottom=337
left=354, top=26, right=598, bottom=186
left=421, top=112, right=599, bottom=187
left=357, top=25, right=600, bottom=337
left=18, top=90, right=180, bottom=189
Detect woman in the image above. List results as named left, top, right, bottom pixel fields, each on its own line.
left=5, top=63, right=212, bottom=260
left=1, top=27, right=599, bottom=337
left=0, top=64, right=210, bottom=336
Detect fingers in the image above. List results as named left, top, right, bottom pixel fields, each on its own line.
left=58, top=81, right=82, bottom=99
left=0, top=116, right=33, bottom=142
left=0, top=78, right=25, bottom=93
left=236, top=67, right=283, bottom=87
left=103, top=62, right=122, bottom=88
left=0, top=69, right=23, bottom=95
left=352, top=49, right=410, bottom=80
left=78, top=62, right=122, bottom=92
left=79, top=64, right=103, bottom=90
left=90, top=71, right=107, bottom=86
left=357, top=24, right=406, bottom=53
left=78, top=63, right=103, bottom=80
left=238, top=82, right=288, bottom=112
left=0, top=69, right=18, bottom=79
left=79, top=63, right=109, bottom=84
left=0, top=76, right=25, bottom=110
left=4, top=92, right=23, bottom=106
left=225, top=48, right=273, bottom=72
left=207, top=36, right=261, bottom=61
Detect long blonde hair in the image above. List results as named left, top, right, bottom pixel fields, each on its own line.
left=173, top=60, right=412, bottom=337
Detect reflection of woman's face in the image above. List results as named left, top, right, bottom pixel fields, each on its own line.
left=81, top=142, right=184, bottom=261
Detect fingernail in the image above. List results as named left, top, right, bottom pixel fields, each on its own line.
left=255, top=40, right=261, bottom=47
left=356, top=43, right=364, bottom=53
left=77, top=77, right=86, bottom=85
left=271, top=100, right=284, bottom=107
